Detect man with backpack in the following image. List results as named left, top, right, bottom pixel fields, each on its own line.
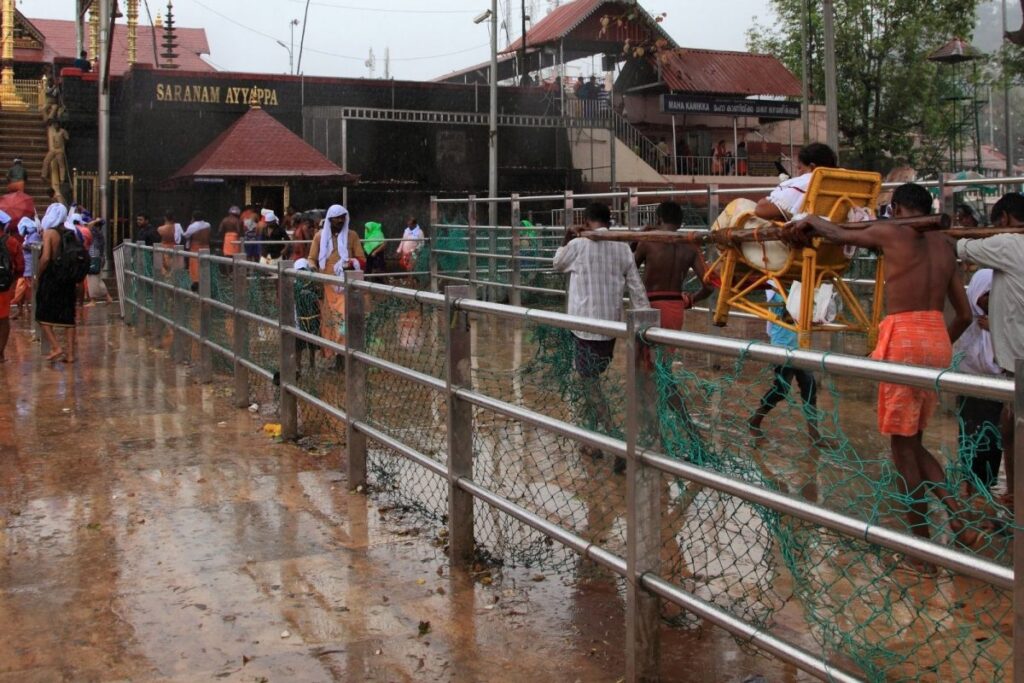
left=35, top=203, right=88, bottom=362
left=0, top=209, right=25, bottom=362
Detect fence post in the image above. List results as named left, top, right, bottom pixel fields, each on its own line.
left=278, top=259, right=298, bottom=440
left=445, top=284, right=475, bottom=568
left=429, top=195, right=439, bottom=292
left=625, top=307, right=662, bottom=682
left=232, top=255, right=250, bottom=408
left=938, top=174, right=954, bottom=218
left=132, top=244, right=148, bottom=339
left=345, top=272, right=368, bottom=490
left=563, top=190, right=574, bottom=230
left=467, top=195, right=478, bottom=289
left=150, top=247, right=165, bottom=348
left=122, top=241, right=135, bottom=327
left=510, top=193, right=522, bottom=308
left=706, top=183, right=720, bottom=228
left=198, top=249, right=213, bottom=382
left=171, top=246, right=186, bottom=362
left=1014, top=360, right=1023, bottom=683
left=628, top=187, right=640, bottom=230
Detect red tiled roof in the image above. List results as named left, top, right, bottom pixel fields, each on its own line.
left=171, top=108, right=354, bottom=181
left=15, top=14, right=213, bottom=76
left=505, top=0, right=675, bottom=53
left=657, top=48, right=801, bottom=97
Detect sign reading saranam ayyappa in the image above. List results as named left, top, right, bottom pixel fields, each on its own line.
left=661, top=94, right=800, bottom=120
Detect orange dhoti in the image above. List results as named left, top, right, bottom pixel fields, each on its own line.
left=223, top=232, right=240, bottom=257
left=189, top=244, right=202, bottom=283
left=870, top=310, right=952, bottom=437
left=321, top=284, right=346, bottom=356
left=642, top=291, right=687, bottom=369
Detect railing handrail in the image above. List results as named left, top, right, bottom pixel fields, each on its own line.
left=119, top=241, right=1020, bottom=683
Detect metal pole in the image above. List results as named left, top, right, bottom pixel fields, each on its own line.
left=822, top=0, right=839, bottom=156
left=627, top=187, right=639, bottom=230
left=278, top=259, right=297, bottom=439
left=801, top=0, right=811, bottom=143
left=510, top=193, right=522, bottom=308
left=446, top=284, right=475, bottom=568
left=1005, top=0, right=1015, bottom=176
left=468, top=195, right=478, bottom=288
left=625, top=307, right=661, bottom=681
left=671, top=115, right=678, bottom=174
left=342, top=118, right=349, bottom=208
left=98, top=0, right=111, bottom=243
left=345, top=273, right=368, bottom=489
left=429, top=196, right=440, bottom=292
left=198, top=249, right=213, bottom=383
left=232, top=255, right=250, bottom=408
left=732, top=117, right=739, bottom=176
left=519, top=0, right=528, bottom=86
left=488, top=0, right=499, bottom=299
left=171, top=246, right=186, bottom=362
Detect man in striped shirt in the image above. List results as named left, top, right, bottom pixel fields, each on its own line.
left=553, top=202, right=649, bottom=472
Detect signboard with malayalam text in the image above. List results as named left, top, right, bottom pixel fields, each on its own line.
left=661, top=94, right=801, bottom=120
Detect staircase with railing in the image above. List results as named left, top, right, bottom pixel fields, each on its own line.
left=1, top=80, right=51, bottom=209
left=562, top=96, right=671, bottom=177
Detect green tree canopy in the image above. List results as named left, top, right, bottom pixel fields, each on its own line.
left=748, top=0, right=980, bottom=172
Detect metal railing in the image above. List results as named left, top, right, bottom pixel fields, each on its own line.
left=119, top=240, right=1023, bottom=683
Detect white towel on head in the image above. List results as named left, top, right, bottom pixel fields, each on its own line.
left=955, top=269, right=1002, bottom=376
left=184, top=220, right=211, bottom=238
left=41, top=203, right=67, bottom=230
left=317, top=205, right=351, bottom=271
left=18, top=216, right=37, bottom=236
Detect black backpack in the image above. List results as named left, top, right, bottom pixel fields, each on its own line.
left=53, top=228, right=90, bottom=285
left=0, top=234, right=13, bottom=292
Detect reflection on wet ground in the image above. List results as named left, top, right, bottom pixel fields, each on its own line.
left=0, top=308, right=810, bottom=682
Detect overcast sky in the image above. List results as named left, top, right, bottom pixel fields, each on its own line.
left=23, top=0, right=772, bottom=80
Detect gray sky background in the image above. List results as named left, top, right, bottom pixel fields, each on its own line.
left=23, top=0, right=773, bottom=80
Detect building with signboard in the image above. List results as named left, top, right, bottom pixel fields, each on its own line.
left=1, top=0, right=814, bottom=252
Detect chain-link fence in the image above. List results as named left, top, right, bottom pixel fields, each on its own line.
left=120, top=242, right=1021, bottom=682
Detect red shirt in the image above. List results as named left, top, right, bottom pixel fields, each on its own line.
left=2, top=231, right=25, bottom=279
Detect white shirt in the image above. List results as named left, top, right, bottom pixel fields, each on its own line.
left=398, top=225, right=425, bottom=255
left=957, top=234, right=1024, bottom=373
left=767, top=173, right=812, bottom=218
left=552, top=229, right=649, bottom=341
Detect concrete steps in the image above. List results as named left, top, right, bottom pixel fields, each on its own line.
left=0, top=111, right=56, bottom=211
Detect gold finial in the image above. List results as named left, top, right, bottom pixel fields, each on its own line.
left=155, top=12, right=163, bottom=29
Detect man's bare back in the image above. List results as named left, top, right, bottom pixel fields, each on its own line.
left=635, top=241, right=705, bottom=292
left=157, top=222, right=176, bottom=246
left=789, top=215, right=968, bottom=318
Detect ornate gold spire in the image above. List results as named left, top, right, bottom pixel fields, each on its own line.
left=126, top=0, right=139, bottom=65
left=89, top=4, right=99, bottom=67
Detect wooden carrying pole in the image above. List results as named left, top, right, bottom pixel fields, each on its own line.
left=578, top=214, right=1018, bottom=246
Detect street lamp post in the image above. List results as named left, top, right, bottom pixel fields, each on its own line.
left=475, top=3, right=499, bottom=299
left=276, top=19, right=300, bottom=74
left=822, top=0, right=839, bottom=157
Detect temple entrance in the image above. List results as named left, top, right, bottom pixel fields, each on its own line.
left=246, top=181, right=289, bottom=215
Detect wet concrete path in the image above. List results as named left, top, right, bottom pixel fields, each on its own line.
left=0, top=309, right=808, bottom=682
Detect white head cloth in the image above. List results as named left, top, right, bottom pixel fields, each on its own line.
left=41, top=203, right=68, bottom=230
left=0, top=209, right=10, bottom=226
left=955, top=269, right=1001, bottom=376
left=293, top=258, right=311, bottom=271
left=18, top=216, right=38, bottom=236
left=318, top=204, right=351, bottom=271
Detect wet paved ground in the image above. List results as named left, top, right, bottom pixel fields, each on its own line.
left=0, top=308, right=810, bottom=682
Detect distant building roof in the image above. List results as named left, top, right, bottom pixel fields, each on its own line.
left=170, top=107, right=356, bottom=182
left=657, top=48, right=801, bottom=97
left=15, top=12, right=213, bottom=75
left=505, top=0, right=676, bottom=53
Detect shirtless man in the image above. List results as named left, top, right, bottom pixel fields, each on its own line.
left=788, top=183, right=974, bottom=553
left=634, top=200, right=712, bottom=331
left=157, top=211, right=179, bottom=275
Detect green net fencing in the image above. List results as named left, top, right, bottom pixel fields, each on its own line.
left=123, top=249, right=1016, bottom=681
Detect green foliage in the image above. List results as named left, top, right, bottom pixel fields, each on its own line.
left=748, top=0, right=980, bottom=172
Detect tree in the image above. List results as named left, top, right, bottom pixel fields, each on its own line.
left=748, top=0, right=980, bottom=172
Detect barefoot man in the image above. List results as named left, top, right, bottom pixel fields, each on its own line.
left=787, top=183, right=974, bottom=554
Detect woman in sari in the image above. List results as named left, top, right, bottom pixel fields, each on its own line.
left=307, top=204, right=365, bottom=364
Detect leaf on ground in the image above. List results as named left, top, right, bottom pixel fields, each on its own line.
left=418, top=620, right=431, bottom=636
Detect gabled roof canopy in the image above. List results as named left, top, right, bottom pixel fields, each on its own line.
left=170, top=108, right=356, bottom=183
